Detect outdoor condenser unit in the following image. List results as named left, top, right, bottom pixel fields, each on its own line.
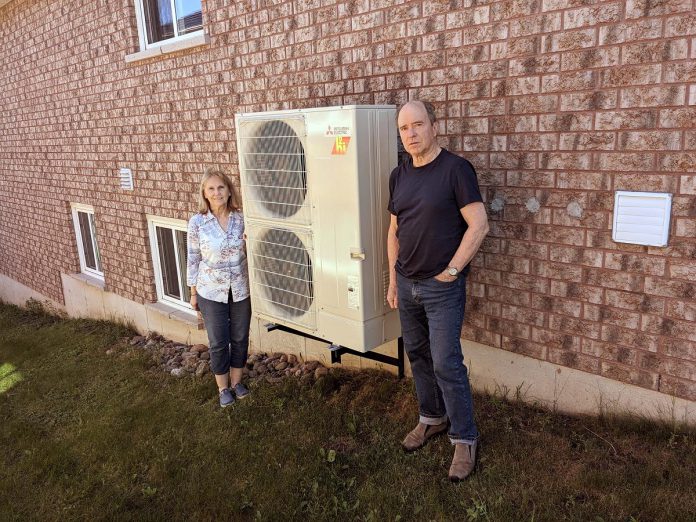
left=235, top=105, right=400, bottom=352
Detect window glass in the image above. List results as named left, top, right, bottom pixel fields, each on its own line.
left=176, top=230, right=191, bottom=301
left=78, top=211, right=97, bottom=271
left=143, top=0, right=174, bottom=44
left=89, top=213, right=103, bottom=273
left=156, top=226, right=181, bottom=300
left=175, top=0, right=202, bottom=35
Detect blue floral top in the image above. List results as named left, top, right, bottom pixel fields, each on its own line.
left=186, top=211, right=250, bottom=303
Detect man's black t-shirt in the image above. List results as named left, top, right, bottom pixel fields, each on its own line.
left=388, top=149, right=483, bottom=280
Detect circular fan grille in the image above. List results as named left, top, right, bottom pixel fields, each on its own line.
left=255, top=228, right=314, bottom=318
left=245, top=120, right=307, bottom=218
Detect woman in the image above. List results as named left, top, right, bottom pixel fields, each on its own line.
left=187, top=168, right=252, bottom=408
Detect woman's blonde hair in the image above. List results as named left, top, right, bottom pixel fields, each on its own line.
left=197, top=168, right=241, bottom=214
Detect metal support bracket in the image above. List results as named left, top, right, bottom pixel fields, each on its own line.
left=265, top=323, right=405, bottom=379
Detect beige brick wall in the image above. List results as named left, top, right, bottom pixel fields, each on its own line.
left=1, top=0, right=694, bottom=401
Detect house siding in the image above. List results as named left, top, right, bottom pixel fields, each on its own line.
left=1, top=0, right=695, bottom=402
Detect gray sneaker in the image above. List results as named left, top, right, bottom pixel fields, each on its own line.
left=219, top=388, right=235, bottom=408
left=233, top=383, right=250, bottom=399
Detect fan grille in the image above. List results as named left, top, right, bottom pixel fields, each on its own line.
left=250, top=227, right=315, bottom=326
left=241, top=120, right=307, bottom=220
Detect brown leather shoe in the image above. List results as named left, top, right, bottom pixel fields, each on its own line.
left=401, top=421, right=448, bottom=452
left=448, top=441, right=478, bottom=482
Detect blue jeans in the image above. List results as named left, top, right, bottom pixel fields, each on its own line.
left=397, top=272, right=479, bottom=444
left=197, top=292, right=252, bottom=375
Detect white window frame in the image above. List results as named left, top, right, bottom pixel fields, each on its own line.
left=134, top=0, right=204, bottom=51
left=70, top=203, right=104, bottom=281
left=147, top=215, right=194, bottom=315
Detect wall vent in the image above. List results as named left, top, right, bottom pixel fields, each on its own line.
left=612, top=191, right=672, bottom=247
left=119, top=168, right=134, bottom=190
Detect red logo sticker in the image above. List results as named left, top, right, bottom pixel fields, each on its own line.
left=331, top=136, right=350, bottom=155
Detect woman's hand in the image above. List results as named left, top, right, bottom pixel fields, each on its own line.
left=190, top=294, right=199, bottom=311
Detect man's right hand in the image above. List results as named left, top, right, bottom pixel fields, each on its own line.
left=387, top=282, right=398, bottom=309
left=190, top=294, right=199, bottom=311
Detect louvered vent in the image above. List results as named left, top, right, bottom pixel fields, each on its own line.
left=248, top=224, right=316, bottom=329
left=119, top=168, right=133, bottom=190
left=238, top=119, right=310, bottom=224
left=612, top=191, right=672, bottom=247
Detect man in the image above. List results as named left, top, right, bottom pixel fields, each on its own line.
left=387, top=100, right=489, bottom=481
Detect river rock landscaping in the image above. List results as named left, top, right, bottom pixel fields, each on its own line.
left=115, top=332, right=331, bottom=383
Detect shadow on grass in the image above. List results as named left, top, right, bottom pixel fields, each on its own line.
left=0, top=302, right=695, bottom=521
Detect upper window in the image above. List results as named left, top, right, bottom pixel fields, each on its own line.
left=147, top=215, right=192, bottom=313
left=70, top=204, right=104, bottom=281
left=135, top=0, right=203, bottom=49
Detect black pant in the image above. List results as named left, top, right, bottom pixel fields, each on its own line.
left=197, top=292, right=252, bottom=375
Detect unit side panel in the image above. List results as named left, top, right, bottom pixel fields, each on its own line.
left=305, top=109, right=361, bottom=321
left=355, top=108, right=398, bottom=320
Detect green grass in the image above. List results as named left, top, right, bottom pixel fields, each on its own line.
left=1, top=302, right=695, bottom=521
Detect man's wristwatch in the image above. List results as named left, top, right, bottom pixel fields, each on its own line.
left=446, top=266, right=459, bottom=277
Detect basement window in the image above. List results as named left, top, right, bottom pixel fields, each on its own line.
left=70, top=204, right=104, bottom=281
left=147, top=215, right=193, bottom=314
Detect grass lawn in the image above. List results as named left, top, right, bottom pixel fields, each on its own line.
left=1, top=302, right=695, bottom=521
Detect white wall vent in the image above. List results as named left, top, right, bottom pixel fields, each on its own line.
left=119, top=168, right=134, bottom=190
left=612, top=191, right=672, bottom=247
left=235, top=105, right=400, bottom=352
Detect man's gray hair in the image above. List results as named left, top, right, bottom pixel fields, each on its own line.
left=398, top=100, right=437, bottom=124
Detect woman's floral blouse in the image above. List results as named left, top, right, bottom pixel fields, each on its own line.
left=187, top=211, right=250, bottom=303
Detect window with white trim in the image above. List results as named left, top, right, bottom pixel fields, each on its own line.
left=147, top=215, right=192, bottom=313
left=70, top=203, right=104, bottom=280
left=135, top=0, right=203, bottom=49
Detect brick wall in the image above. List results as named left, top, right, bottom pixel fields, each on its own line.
left=1, top=0, right=694, bottom=400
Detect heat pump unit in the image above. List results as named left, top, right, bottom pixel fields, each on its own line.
left=235, top=105, right=400, bottom=352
